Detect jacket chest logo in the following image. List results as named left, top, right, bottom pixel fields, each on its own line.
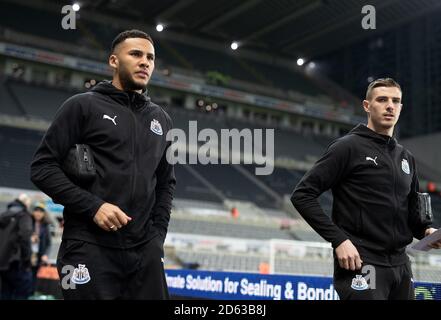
left=365, top=156, right=378, bottom=166
left=103, top=114, right=117, bottom=126
left=150, top=119, right=163, bottom=135
left=401, top=159, right=410, bottom=174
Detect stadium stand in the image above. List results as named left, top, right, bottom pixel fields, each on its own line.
left=7, top=80, right=72, bottom=120
left=2, top=0, right=441, bottom=300
left=174, top=164, right=223, bottom=203
left=190, top=163, right=278, bottom=209
left=0, top=2, right=81, bottom=45
left=0, top=125, right=44, bottom=189
left=174, top=249, right=265, bottom=273
left=0, top=1, right=335, bottom=107
left=1, top=86, right=21, bottom=116
left=169, top=217, right=294, bottom=241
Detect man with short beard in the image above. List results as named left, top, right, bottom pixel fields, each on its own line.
left=31, top=30, right=176, bottom=299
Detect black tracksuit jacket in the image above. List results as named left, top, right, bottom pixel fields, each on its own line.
left=291, top=124, right=431, bottom=266
left=30, top=81, right=176, bottom=249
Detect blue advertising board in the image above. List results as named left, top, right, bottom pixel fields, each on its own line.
left=166, top=269, right=441, bottom=300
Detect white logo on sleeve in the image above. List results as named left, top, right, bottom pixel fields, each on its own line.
left=351, top=275, right=369, bottom=291
left=366, top=156, right=378, bottom=165
left=71, top=264, right=91, bottom=285
left=150, top=119, right=163, bottom=135
left=402, top=159, right=410, bottom=174
left=103, top=114, right=117, bottom=125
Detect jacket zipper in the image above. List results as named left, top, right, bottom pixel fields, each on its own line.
left=386, top=141, right=398, bottom=254
left=129, top=98, right=138, bottom=212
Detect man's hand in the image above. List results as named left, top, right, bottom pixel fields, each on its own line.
left=335, top=239, right=363, bottom=271
left=93, top=203, right=132, bottom=232
left=425, top=228, right=441, bottom=249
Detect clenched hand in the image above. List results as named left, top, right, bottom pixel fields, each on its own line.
left=93, top=203, right=132, bottom=232
left=335, top=239, right=363, bottom=271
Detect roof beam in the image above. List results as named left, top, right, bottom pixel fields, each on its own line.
left=202, top=0, right=263, bottom=31
left=157, top=0, right=198, bottom=20
left=242, top=0, right=322, bottom=41
left=299, top=0, right=441, bottom=58
left=282, top=0, right=399, bottom=51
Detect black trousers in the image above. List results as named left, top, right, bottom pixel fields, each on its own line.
left=56, top=235, right=169, bottom=300
left=333, top=259, right=415, bottom=300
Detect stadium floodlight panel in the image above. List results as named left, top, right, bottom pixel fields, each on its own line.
left=72, top=3, right=80, bottom=11
left=156, top=24, right=164, bottom=32
left=231, top=42, right=239, bottom=50
left=297, top=58, right=305, bottom=66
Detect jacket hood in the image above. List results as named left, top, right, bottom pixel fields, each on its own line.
left=90, top=80, right=151, bottom=111
left=350, top=123, right=397, bottom=149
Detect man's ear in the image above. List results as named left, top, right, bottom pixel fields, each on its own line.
left=362, top=100, right=370, bottom=115
left=109, top=54, right=118, bottom=69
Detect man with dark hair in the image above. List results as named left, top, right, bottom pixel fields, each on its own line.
left=365, top=77, right=402, bottom=100
left=31, top=29, right=176, bottom=299
left=291, top=78, right=441, bottom=300
left=110, top=29, right=154, bottom=53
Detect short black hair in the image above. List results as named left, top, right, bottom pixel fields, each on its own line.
left=366, top=77, right=402, bottom=100
left=110, top=29, right=154, bottom=54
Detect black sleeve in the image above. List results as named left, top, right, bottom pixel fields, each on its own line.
left=18, top=213, right=33, bottom=266
left=30, top=96, right=105, bottom=219
left=151, top=115, right=176, bottom=237
left=291, top=139, right=351, bottom=248
left=408, top=157, right=432, bottom=239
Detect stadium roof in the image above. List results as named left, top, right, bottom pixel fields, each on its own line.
left=42, top=0, right=441, bottom=60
